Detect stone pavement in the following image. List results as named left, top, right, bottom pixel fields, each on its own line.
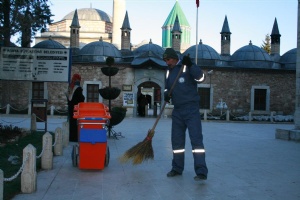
left=1, top=115, right=299, bottom=200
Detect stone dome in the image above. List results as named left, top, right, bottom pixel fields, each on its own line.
left=279, top=48, right=296, bottom=70
left=230, top=41, right=272, bottom=69
left=63, top=8, right=111, bottom=22
left=76, top=38, right=121, bottom=62
left=183, top=40, right=221, bottom=66
left=33, top=38, right=65, bottom=49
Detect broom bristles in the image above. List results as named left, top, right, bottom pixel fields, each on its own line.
left=119, top=129, right=155, bottom=165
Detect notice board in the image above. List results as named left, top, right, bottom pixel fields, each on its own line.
left=0, top=47, right=71, bottom=82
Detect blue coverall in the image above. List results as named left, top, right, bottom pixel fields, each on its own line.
left=165, top=60, right=208, bottom=177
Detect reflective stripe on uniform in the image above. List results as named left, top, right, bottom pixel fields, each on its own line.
left=173, top=149, right=185, bottom=153
left=192, top=149, right=205, bottom=153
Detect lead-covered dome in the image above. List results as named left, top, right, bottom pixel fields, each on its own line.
left=76, top=38, right=121, bottom=62
left=230, top=41, right=272, bottom=69
left=33, top=38, right=65, bottom=49
left=183, top=40, right=221, bottom=66
left=131, top=39, right=167, bottom=68
left=279, top=48, right=296, bottom=70
left=63, top=8, right=111, bottom=22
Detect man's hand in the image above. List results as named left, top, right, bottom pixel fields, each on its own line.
left=164, top=90, right=171, bottom=103
left=182, top=55, right=193, bottom=67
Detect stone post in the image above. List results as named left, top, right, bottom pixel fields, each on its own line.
left=62, top=121, right=69, bottom=147
left=203, top=110, right=207, bottom=121
left=54, top=127, right=63, bottom=156
left=0, top=169, right=3, bottom=200
left=6, top=104, right=10, bottom=114
left=226, top=110, right=230, bottom=121
left=50, top=105, right=55, bottom=116
left=21, top=144, right=37, bottom=193
left=41, top=132, right=53, bottom=170
left=28, top=103, right=31, bottom=115
left=30, top=113, right=37, bottom=132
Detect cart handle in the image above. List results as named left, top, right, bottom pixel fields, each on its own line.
left=77, top=117, right=109, bottom=120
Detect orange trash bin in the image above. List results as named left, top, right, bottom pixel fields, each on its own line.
left=72, top=102, right=111, bottom=170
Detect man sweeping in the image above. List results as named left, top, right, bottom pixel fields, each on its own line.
left=163, top=48, right=208, bottom=181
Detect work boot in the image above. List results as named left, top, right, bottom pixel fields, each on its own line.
left=167, top=170, right=182, bottom=177
left=194, top=174, right=207, bottom=181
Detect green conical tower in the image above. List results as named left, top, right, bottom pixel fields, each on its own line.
left=162, top=0, right=191, bottom=52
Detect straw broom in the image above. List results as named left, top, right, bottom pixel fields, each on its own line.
left=120, top=64, right=184, bottom=165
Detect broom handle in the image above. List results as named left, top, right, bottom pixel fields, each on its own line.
left=150, top=64, right=184, bottom=132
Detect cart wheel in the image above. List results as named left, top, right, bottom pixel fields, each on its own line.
left=105, top=146, right=110, bottom=167
left=72, top=144, right=79, bottom=167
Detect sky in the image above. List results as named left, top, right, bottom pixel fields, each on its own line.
left=43, top=0, right=297, bottom=54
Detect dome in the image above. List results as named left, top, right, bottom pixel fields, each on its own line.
left=76, top=39, right=122, bottom=62
left=131, top=40, right=167, bottom=68
left=183, top=40, right=221, bottom=66
left=33, top=38, right=65, bottom=49
left=133, top=40, right=165, bottom=57
left=63, top=8, right=111, bottom=22
left=230, top=41, right=272, bottom=69
left=279, top=48, right=296, bottom=70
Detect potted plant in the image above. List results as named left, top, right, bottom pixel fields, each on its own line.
left=109, top=107, right=127, bottom=126
left=99, top=87, right=121, bottom=100
left=101, top=56, right=119, bottom=76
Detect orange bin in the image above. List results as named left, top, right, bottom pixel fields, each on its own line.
left=72, top=102, right=111, bottom=170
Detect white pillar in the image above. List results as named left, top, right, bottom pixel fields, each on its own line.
left=6, top=104, right=10, bottom=114
left=41, top=132, right=53, bottom=170
left=226, top=110, right=230, bottom=121
left=50, top=105, right=55, bottom=116
left=30, top=113, right=37, bottom=132
left=62, top=121, right=69, bottom=148
left=21, top=144, right=37, bottom=193
left=54, top=127, right=63, bottom=156
left=204, top=110, right=207, bottom=121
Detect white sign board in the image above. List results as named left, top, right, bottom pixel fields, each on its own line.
left=0, top=47, right=71, bottom=82
left=123, top=92, right=134, bottom=106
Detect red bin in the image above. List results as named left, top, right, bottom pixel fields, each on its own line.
left=72, top=102, right=111, bottom=170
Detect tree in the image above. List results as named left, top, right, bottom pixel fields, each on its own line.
left=0, top=0, right=53, bottom=47
left=261, top=34, right=271, bottom=54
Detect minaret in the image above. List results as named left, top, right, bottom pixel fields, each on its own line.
left=121, top=11, right=131, bottom=50
left=171, top=15, right=182, bottom=52
left=112, top=0, right=126, bottom=49
left=69, top=9, right=80, bottom=54
left=220, top=15, right=231, bottom=56
left=270, top=18, right=281, bottom=55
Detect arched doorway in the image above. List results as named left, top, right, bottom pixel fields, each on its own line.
left=137, top=81, right=161, bottom=117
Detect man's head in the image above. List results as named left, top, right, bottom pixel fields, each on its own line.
left=163, top=48, right=178, bottom=68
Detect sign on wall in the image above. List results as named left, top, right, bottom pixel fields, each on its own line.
left=0, top=47, right=71, bottom=82
left=123, top=92, right=134, bottom=106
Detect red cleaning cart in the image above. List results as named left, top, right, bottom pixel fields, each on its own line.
left=72, top=102, right=111, bottom=170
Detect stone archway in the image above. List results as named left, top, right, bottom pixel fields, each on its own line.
left=133, top=77, right=164, bottom=117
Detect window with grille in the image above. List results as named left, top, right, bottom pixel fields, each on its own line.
left=87, top=84, right=99, bottom=102
left=198, top=87, right=210, bottom=109
left=32, top=82, right=44, bottom=99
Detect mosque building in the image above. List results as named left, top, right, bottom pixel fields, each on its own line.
left=0, top=0, right=296, bottom=118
